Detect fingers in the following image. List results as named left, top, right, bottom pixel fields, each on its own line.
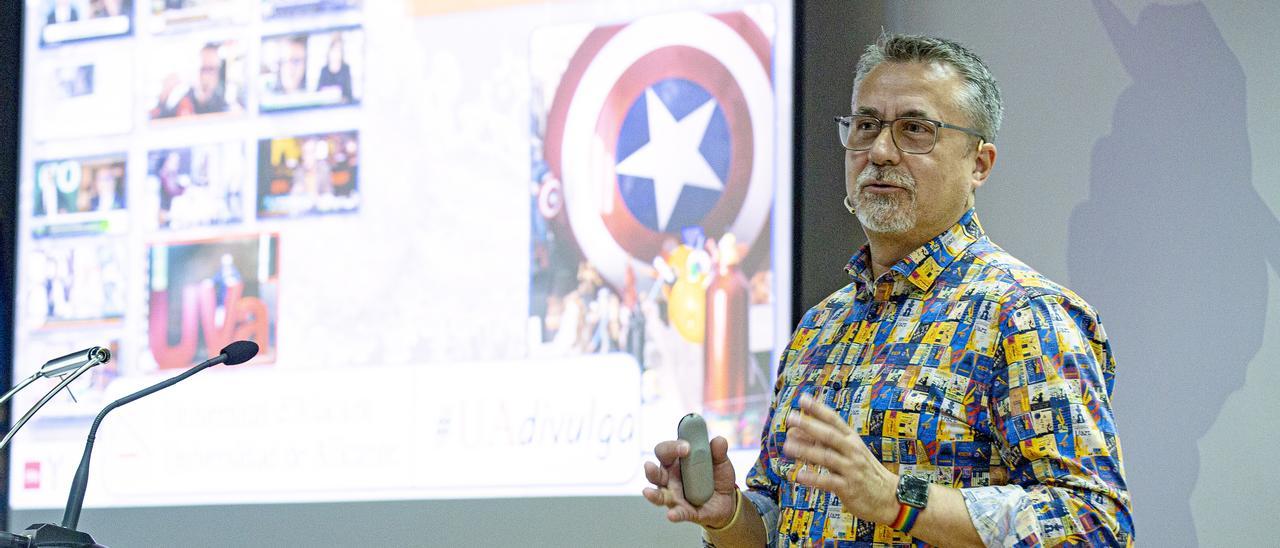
left=645, top=485, right=736, bottom=526
left=786, top=412, right=850, bottom=455
left=643, top=460, right=668, bottom=487
left=784, top=421, right=817, bottom=444
left=641, top=487, right=664, bottom=506
left=784, top=433, right=852, bottom=504
left=644, top=486, right=696, bottom=525
left=709, top=435, right=730, bottom=463
left=793, top=466, right=845, bottom=494
left=653, top=439, right=690, bottom=467
left=784, top=395, right=874, bottom=476
left=782, top=435, right=839, bottom=470
left=642, top=486, right=674, bottom=507
left=642, top=483, right=694, bottom=516
left=797, top=394, right=853, bottom=434
left=645, top=437, right=740, bottom=527
left=666, top=504, right=696, bottom=523
left=645, top=457, right=684, bottom=495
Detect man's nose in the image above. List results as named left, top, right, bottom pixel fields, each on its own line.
left=867, top=125, right=900, bottom=166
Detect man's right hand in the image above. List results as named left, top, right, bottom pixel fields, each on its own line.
left=642, top=435, right=741, bottom=528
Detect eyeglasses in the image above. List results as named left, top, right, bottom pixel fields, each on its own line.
left=835, top=114, right=987, bottom=154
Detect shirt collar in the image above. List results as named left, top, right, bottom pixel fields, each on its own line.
left=844, top=208, right=986, bottom=294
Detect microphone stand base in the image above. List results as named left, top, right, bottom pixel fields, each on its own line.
left=19, top=523, right=105, bottom=548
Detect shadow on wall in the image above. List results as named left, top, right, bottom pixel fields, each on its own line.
left=1068, top=0, right=1280, bottom=545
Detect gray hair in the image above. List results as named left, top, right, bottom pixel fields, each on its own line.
left=853, top=33, right=1003, bottom=143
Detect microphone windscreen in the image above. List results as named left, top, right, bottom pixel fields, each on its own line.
left=221, top=341, right=260, bottom=365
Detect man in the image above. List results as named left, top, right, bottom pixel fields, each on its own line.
left=277, top=36, right=309, bottom=95
left=189, top=44, right=230, bottom=114
left=150, top=44, right=230, bottom=119
left=643, top=34, right=1133, bottom=547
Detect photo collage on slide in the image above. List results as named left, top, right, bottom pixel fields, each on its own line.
left=20, top=0, right=364, bottom=401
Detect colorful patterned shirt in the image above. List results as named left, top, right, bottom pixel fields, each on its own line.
left=738, top=209, right=1133, bottom=547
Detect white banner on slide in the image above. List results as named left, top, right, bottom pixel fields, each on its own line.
left=9, top=355, right=641, bottom=508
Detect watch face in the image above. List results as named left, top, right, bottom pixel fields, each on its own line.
left=897, top=474, right=929, bottom=508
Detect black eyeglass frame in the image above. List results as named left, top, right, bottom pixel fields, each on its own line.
left=834, top=114, right=988, bottom=154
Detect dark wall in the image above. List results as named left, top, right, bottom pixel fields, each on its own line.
left=0, top=0, right=23, bottom=533
left=793, top=0, right=879, bottom=322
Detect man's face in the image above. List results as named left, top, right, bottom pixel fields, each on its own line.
left=845, top=61, right=982, bottom=236
left=198, top=48, right=220, bottom=98
left=280, top=41, right=307, bottom=93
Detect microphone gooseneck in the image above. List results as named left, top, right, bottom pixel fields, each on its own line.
left=0, top=349, right=112, bottom=451
left=60, top=341, right=259, bottom=531
left=0, top=375, right=40, bottom=410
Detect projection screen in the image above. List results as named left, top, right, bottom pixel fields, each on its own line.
left=6, top=0, right=795, bottom=537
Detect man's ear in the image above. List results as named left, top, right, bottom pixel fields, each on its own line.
left=970, top=140, right=997, bottom=192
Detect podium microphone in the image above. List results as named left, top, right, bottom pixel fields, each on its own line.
left=63, top=340, right=259, bottom=530
left=6, top=341, right=259, bottom=547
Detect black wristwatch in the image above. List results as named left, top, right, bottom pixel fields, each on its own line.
left=892, top=474, right=930, bottom=533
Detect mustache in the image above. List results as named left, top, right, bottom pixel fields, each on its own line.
left=856, top=166, right=916, bottom=191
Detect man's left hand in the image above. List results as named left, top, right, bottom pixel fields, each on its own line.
left=782, top=393, right=900, bottom=524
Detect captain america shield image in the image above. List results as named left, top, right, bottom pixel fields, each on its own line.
left=534, top=9, right=774, bottom=293
left=528, top=8, right=778, bottom=449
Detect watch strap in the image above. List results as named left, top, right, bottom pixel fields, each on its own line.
left=890, top=502, right=921, bottom=533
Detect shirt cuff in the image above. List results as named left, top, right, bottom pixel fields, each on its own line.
left=702, top=490, right=778, bottom=548
left=961, top=485, right=1043, bottom=547
left=742, top=489, right=778, bottom=530
left=738, top=489, right=779, bottom=548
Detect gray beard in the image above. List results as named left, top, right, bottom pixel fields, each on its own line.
left=853, top=193, right=915, bottom=233
left=851, top=166, right=917, bottom=233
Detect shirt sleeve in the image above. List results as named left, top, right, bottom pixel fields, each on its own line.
left=962, top=294, right=1134, bottom=547
left=744, top=489, right=781, bottom=547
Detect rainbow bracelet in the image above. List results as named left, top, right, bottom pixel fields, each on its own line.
left=890, top=503, right=921, bottom=533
